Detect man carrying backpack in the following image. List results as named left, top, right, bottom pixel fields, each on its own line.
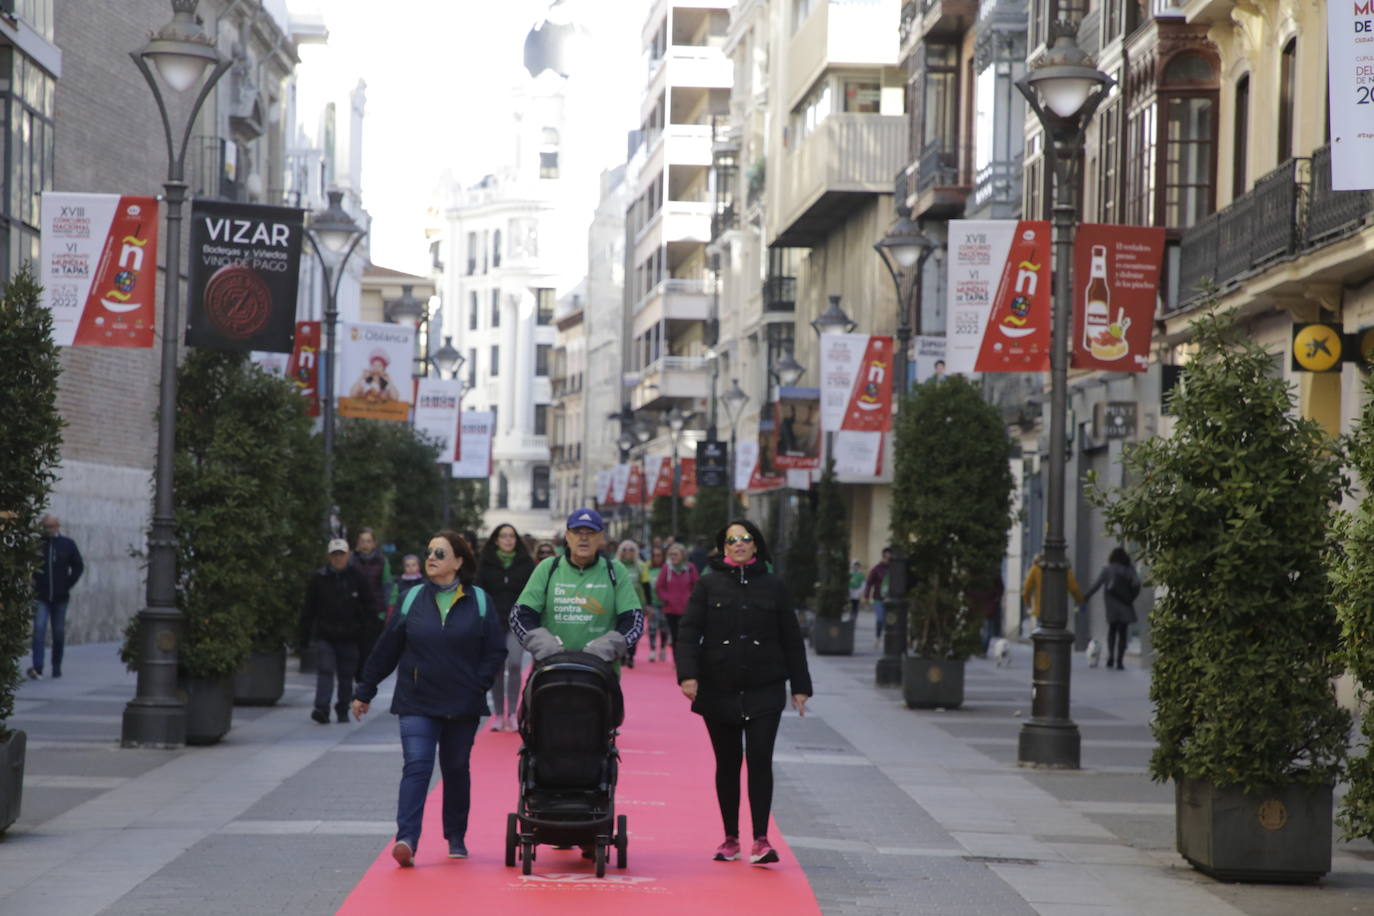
left=511, top=508, right=643, bottom=664
left=1082, top=547, right=1142, bottom=670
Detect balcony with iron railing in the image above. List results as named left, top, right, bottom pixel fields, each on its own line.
left=919, top=0, right=978, bottom=40
left=711, top=202, right=739, bottom=241
left=763, top=275, right=796, bottom=313
left=630, top=354, right=713, bottom=411
left=1173, top=147, right=1374, bottom=313
left=911, top=138, right=970, bottom=218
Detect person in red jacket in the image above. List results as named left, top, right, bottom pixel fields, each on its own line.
left=654, top=542, right=698, bottom=664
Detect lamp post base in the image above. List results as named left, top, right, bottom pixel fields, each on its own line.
left=875, top=630, right=904, bottom=686
left=121, top=701, right=186, bottom=749
left=1017, top=720, right=1081, bottom=769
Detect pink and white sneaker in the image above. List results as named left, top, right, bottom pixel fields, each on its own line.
left=750, top=836, right=779, bottom=865
left=713, top=836, right=741, bottom=861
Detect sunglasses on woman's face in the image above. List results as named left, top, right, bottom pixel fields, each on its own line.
left=724, top=535, right=753, bottom=546
left=426, top=548, right=448, bottom=560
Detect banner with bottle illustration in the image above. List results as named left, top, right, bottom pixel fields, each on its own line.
left=450, top=410, right=493, bottom=479
left=946, top=220, right=1052, bottom=374
left=337, top=322, right=415, bottom=421
left=185, top=199, right=305, bottom=353
left=1069, top=224, right=1165, bottom=372
left=772, top=386, right=821, bottom=469
left=412, top=377, right=462, bottom=464
left=285, top=321, right=321, bottom=417
left=39, top=192, right=160, bottom=347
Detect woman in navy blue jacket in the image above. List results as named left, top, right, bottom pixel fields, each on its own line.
left=352, top=529, right=506, bottom=866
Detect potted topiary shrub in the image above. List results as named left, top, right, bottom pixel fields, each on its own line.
left=810, top=463, right=854, bottom=655
left=1094, top=304, right=1349, bottom=883
left=782, top=491, right=818, bottom=639
left=1329, top=371, right=1374, bottom=845
left=891, top=376, right=1013, bottom=709
left=0, top=268, right=63, bottom=831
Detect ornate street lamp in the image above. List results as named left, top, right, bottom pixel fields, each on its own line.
left=873, top=212, right=938, bottom=687
left=811, top=294, right=857, bottom=336
left=432, top=335, right=462, bottom=377
left=121, top=0, right=233, bottom=749
left=306, top=188, right=367, bottom=533
left=1014, top=20, right=1114, bottom=770
left=772, top=349, right=806, bottom=389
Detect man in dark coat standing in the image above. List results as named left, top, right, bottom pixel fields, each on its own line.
left=300, top=539, right=369, bottom=723
left=30, top=514, right=84, bottom=679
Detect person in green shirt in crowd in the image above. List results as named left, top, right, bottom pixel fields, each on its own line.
left=511, top=508, right=644, bottom=664
left=616, top=539, right=651, bottom=668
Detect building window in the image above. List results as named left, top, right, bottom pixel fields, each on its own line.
left=540, top=151, right=559, bottom=179
left=536, top=343, right=551, bottom=376
left=535, top=404, right=549, bottom=435
left=1164, top=96, right=1215, bottom=229
left=1124, top=102, right=1157, bottom=226
left=791, top=0, right=814, bottom=34
left=1278, top=40, right=1296, bottom=163
left=492, top=228, right=502, bottom=268
left=468, top=348, right=477, bottom=386
left=1233, top=73, right=1250, bottom=199
left=1098, top=100, right=1120, bottom=224
left=532, top=466, right=550, bottom=509
left=536, top=288, right=555, bottom=325
left=490, top=344, right=500, bottom=377
left=843, top=80, right=881, bottom=114
left=466, top=232, right=478, bottom=275
left=921, top=44, right=960, bottom=156
left=1, top=47, right=55, bottom=278
left=491, top=404, right=498, bottom=431
left=496, top=471, right=509, bottom=509
left=491, top=289, right=501, bottom=328
left=468, top=291, right=479, bottom=330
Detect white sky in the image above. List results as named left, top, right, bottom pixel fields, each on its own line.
left=288, top=0, right=645, bottom=275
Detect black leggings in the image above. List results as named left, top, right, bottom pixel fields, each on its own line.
left=703, top=713, right=782, bottom=840
left=664, top=614, right=681, bottom=652
left=1107, top=622, right=1129, bottom=665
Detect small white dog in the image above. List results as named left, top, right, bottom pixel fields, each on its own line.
left=990, top=638, right=1010, bottom=667
left=1085, top=638, right=1102, bottom=668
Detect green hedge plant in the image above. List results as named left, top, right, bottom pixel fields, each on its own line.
left=813, top=463, right=849, bottom=620
left=1093, top=305, right=1349, bottom=792
left=782, top=491, right=817, bottom=609
left=0, top=269, right=63, bottom=738
left=891, top=376, right=1014, bottom=660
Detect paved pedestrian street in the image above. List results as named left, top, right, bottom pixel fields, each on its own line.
left=3, top=629, right=1374, bottom=915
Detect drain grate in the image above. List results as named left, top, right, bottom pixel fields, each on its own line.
left=962, top=855, right=1039, bottom=866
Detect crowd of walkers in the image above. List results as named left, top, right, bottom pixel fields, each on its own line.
left=295, top=510, right=813, bottom=870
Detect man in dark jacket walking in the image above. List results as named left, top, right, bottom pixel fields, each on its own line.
left=349, top=528, right=391, bottom=682
left=29, top=515, right=84, bottom=679
left=300, top=538, right=368, bottom=723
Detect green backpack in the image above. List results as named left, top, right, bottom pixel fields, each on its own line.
left=398, top=583, right=488, bottom=621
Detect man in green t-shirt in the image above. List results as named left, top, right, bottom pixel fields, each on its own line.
left=511, top=508, right=643, bottom=663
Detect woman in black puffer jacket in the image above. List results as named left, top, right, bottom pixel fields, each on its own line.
left=474, top=523, right=537, bottom=731
left=676, top=518, right=812, bottom=867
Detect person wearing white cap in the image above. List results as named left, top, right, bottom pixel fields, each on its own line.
left=298, top=538, right=369, bottom=724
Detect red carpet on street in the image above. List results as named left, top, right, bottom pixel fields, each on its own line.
left=337, top=656, right=823, bottom=915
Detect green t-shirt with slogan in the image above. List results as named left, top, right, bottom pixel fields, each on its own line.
left=516, top=554, right=642, bottom=652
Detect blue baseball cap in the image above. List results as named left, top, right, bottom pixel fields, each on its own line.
left=566, top=508, right=605, bottom=532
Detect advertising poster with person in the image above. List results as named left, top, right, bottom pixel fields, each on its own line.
left=337, top=322, right=415, bottom=422
left=772, top=386, right=821, bottom=469
left=946, top=220, right=1051, bottom=374
left=1070, top=224, right=1165, bottom=372
left=911, top=335, right=947, bottom=385
left=39, top=191, right=160, bottom=347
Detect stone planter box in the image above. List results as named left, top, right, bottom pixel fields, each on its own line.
left=181, top=676, right=235, bottom=746
left=0, top=729, right=25, bottom=834
left=234, top=646, right=287, bottom=707
left=902, top=657, right=965, bottom=710
left=811, top=616, right=855, bottom=656
left=1176, top=776, right=1332, bottom=883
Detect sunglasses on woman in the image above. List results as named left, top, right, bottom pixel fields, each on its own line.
left=724, top=535, right=753, bottom=545
left=425, top=548, right=448, bottom=559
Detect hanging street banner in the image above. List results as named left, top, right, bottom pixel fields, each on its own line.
left=596, top=469, right=615, bottom=506
left=911, top=335, right=947, bottom=385
left=773, top=386, right=821, bottom=470
left=752, top=426, right=786, bottom=492
left=645, top=455, right=674, bottom=499
left=39, top=192, right=159, bottom=347
left=819, top=333, right=895, bottom=433
left=185, top=200, right=305, bottom=352
left=679, top=457, right=698, bottom=500
left=610, top=463, right=632, bottom=504
left=625, top=462, right=645, bottom=506
left=786, top=469, right=814, bottom=490
left=947, top=219, right=1051, bottom=373
left=833, top=431, right=886, bottom=478
left=695, top=440, right=728, bottom=488
left=1328, top=4, right=1374, bottom=189
left=412, top=377, right=462, bottom=463
left=337, top=321, right=415, bottom=422
left=285, top=320, right=321, bottom=417
left=451, top=410, right=493, bottom=478
left=1069, top=224, right=1164, bottom=372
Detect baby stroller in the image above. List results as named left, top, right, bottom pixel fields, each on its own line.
left=505, top=650, right=628, bottom=877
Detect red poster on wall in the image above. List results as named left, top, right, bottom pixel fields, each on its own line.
left=285, top=321, right=321, bottom=417
left=1070, top=224, right=1165, bottom=372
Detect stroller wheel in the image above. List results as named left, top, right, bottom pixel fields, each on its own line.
left=505, top=813, right=517, bottom=868
left=594, top=840, right=607, bottom=878
left=521, top=841, right=534, bottom=876
left=615, top=814, right=628, bottom=869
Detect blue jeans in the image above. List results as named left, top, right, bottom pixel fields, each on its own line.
left=32, top=599, right=68, bottom=675
left=397, top=714, right=480, bottom=851
left=872, top=600, right=886, bottom=640
left=312, top=639, right=358, bottom=716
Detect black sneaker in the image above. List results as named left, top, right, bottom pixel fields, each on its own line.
left=336, top=706, right=349, bottom=723
left=310, top=708, right=329, bottom=724
left=447, top=841, right=468, bottom=859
